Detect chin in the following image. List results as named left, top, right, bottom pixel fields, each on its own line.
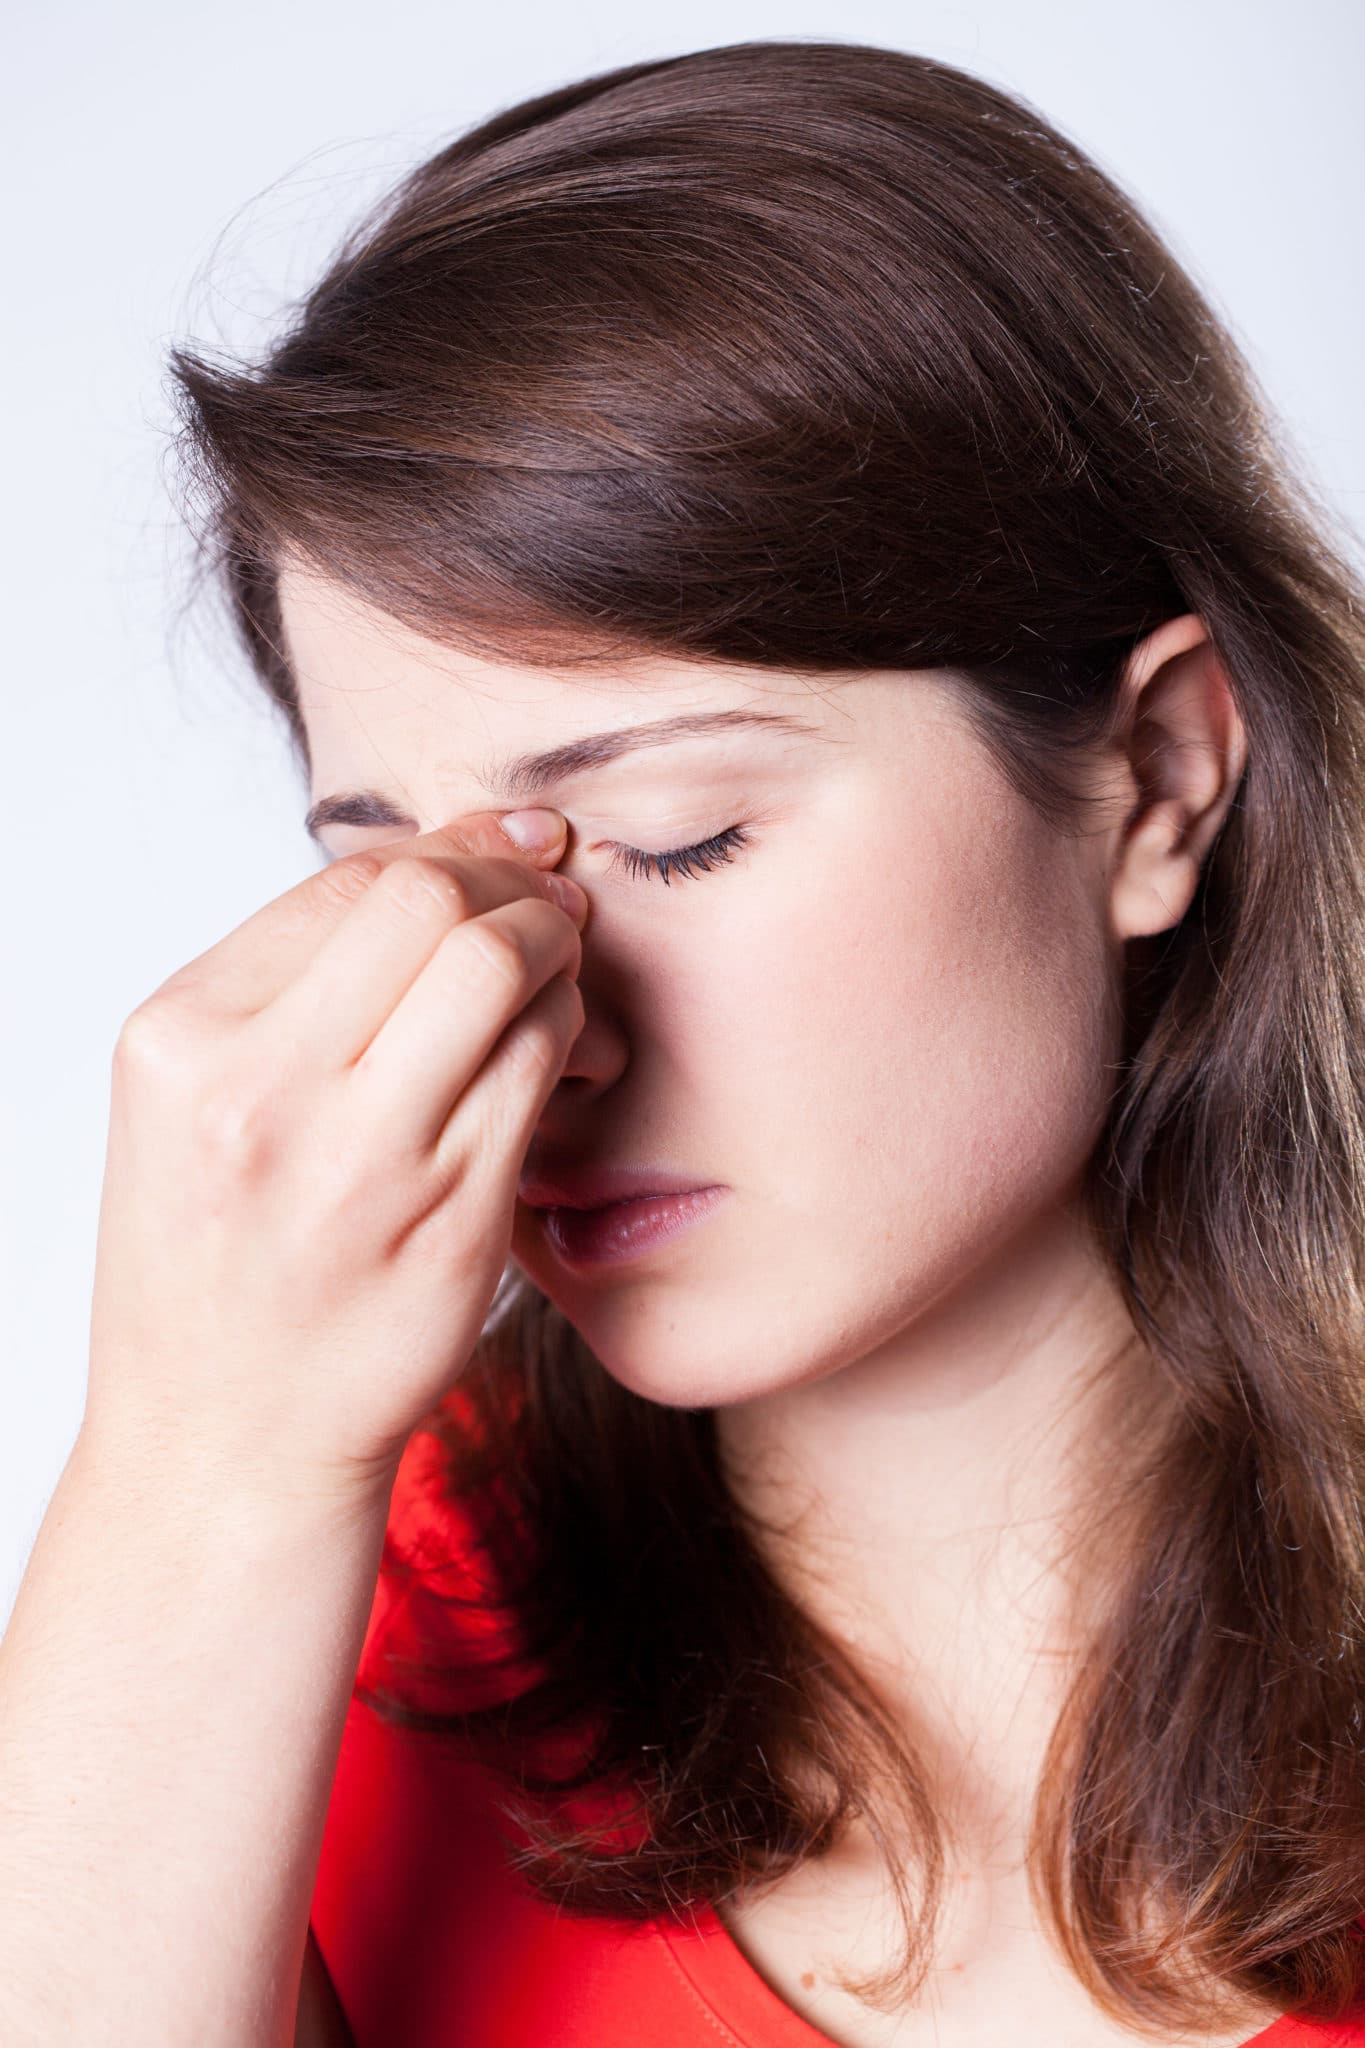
left=596, top=1350, right=788, bottom=1411
left=597, top=1361, right=803, bottom=1413
left=506, top=1253, right=823, bottom=1410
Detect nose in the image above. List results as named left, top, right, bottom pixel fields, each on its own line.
left=541, top=967, right=624, bottom=1101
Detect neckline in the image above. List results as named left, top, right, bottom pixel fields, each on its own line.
left=655, top=1901, right=844, bottom=2047
left=652, top=1901, right=1350, bottom=2048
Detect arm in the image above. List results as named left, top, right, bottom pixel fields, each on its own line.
left=0, top=1432, right=390, bottom=2047
left=6, top=817, right=585, bottom=2045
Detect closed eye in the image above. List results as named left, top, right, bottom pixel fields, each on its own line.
left=606, top=823, right=751, bottom=886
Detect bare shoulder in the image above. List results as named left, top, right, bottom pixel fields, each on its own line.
left=295, top=1925, right=357, bottom=2048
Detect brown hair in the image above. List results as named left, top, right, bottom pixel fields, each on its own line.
left=166, top=38, right=1365, bottom=2034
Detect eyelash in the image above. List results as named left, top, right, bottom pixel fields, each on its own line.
left=607, top=823, right=751, bottom=886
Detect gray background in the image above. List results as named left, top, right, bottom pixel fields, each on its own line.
left=4, top=0, right=1362, bottom=1624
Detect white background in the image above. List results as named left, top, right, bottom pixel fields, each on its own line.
left=4, top=0, right=1362, bottom=1625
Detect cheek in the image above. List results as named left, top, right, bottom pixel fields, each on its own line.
left=702, top=787, right=1114, bottom=1238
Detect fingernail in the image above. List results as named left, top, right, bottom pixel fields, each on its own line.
left=499, top=808, right=565, bottom=850
left=545, top=873, right=589, bottom=919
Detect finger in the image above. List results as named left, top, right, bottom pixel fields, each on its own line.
left=435, top=969, right=586, bottom=1194
left=345, top=894, right=583, bottom=1152
left=262, top=848, right=583, bottom=1071
left=159, top=810, right=579, bottom=1018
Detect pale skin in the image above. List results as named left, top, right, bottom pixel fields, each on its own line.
left=0, top=570, right=1276, bottom=2047
left=284, top=563, right=1271, bottom=2047
left=0, top=638, right=592, bottom=2039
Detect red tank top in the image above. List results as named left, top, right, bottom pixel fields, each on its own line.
left=309, top=1404, right=1365, bottom=2047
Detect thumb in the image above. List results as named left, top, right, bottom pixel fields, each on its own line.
left=383, top=807, right=571, bottom=867
left=487, top=808, right=571, bottom=858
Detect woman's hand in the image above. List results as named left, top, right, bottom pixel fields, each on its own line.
left=81, top=808, right=588, bottom=1511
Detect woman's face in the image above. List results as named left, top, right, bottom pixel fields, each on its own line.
left=282, top=562, right=1126, bottom=1409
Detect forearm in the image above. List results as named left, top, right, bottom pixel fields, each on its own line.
left=0, top=1431, right=391, bottom=2047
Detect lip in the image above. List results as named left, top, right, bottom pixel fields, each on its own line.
left=532, top=1185, right=728, bottom=1269
left=517, top=1162, right=715, bottom=1211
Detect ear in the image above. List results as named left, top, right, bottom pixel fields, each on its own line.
left=1106, top=613, right=1249, bottom=943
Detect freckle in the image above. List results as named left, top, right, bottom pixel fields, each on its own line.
left=800, top=1970, right=816, bottom=1989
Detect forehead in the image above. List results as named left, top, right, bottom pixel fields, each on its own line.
left=281, top=561, right=841, bottom=729
left=277, top=561, right=880, bottom=814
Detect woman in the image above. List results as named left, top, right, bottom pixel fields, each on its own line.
left=3, top=36, right=1362, bottom=2048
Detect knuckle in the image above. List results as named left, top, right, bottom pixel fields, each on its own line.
left=462, top=918, right=531, bottom=997
left=382, top=856, right=469, bottom=921
left=191, top=1080, right=279, bottom=1175
left=115, top=993, right=200, bottom=1074
left=320, top=852, right=384, bottom=902
left=505, top=1012, right=559, bottom=1082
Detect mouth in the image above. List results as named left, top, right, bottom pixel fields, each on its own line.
left=529, top=1185, right=728, bottom=1269
left=517, top=1163, right=716, bottom=1211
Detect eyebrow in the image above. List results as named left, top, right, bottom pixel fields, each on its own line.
left=304, top=707, right=828, bottom=845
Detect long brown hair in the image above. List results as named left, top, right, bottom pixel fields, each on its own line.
left=165, top=39, right=1365, bottom=2033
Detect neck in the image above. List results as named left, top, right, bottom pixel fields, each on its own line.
left=714, top=1192, right=1179, bottom=1846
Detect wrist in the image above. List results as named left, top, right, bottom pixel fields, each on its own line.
left=65, top=1420, right=400, bottom=1552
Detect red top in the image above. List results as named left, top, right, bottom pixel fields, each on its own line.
left=309, top=1403, right=1365, bottom=2048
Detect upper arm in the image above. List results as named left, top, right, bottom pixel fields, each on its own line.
left=294, top=1925, right=357, bottom=2048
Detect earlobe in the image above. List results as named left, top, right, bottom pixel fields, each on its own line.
left=1106, top=615, right=1248, bottom=945
left=1110, top=805, right=1200, bottom=942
